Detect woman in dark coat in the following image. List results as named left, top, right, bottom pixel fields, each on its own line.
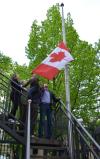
left=9, top=73, right=21, bottom=118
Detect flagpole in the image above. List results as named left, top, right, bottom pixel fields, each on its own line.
left=60, top=3, right=73, bottom=159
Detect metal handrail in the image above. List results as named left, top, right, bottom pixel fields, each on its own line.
left=0, top=71, right=32, bottom=158
left=60, top=100, right=100, bottom=149
left=0, top=71, right=28, bottom=101
left=0, top=70, right=28, bottom=94
left=0, top=70, right=100, bottom=159
left=59, top=100, right=100, bottom=159
left=0, top=71, right=27, bottom=132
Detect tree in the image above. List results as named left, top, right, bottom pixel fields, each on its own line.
left=70, top=40, right=100, bottom=123
left=25, top=4, right=99, bottom=125
left=12, top=62, right=30, bottom=80
left=0, top=51, right=12, bottom=74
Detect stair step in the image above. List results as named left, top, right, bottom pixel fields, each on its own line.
left=31, top=145, right=67, bottom=150
left=0, top=113, right=7, bottom=120
left=31, top=137, right=63, bottom=147
left=0, top=120, right=25, bottom=145
left=16, top=130, right=25, bottom=137
left=31, top=155, right=67, bottom=159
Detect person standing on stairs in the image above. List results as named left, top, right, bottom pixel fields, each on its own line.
left=9, top=73, right=22, bottom=119
left=20, top=81, right=28, bottom=123
left=38, top=83, right=60, bottom=139
left=23, top=73, right=41, bottom=136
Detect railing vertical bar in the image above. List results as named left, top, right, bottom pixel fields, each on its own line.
left=26, top=99, right=31, bottom=159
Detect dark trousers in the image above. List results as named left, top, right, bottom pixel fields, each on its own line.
left=10, top=94, right=20, bottom=118
left=30, top=102, right=38, bottom=135
left=20, top=103, right=27, bottom=123
left=22, top=102, right=38, bottom=135
left=38, top=103, right=52, bottom=139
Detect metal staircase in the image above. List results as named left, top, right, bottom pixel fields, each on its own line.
left=0, top=70, right=100, bottom=159
left=0, top=71, right=68, bottom=159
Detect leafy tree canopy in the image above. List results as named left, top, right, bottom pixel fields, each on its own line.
left=25, top=4, right=100, bottom=125
left=0, top=4, right=99, bottom=127
left=0, top=51, right=12, bottom=74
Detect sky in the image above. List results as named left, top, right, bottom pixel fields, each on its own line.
left=0, top=0, right=100, bottom=65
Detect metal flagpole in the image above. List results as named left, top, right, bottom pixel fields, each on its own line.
left=60, top=3, right=74, bottom=159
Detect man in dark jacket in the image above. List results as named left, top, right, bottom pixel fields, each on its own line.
left=23, top=74, right=40, bottom=135
left=38, top=84, right=59, bottom=139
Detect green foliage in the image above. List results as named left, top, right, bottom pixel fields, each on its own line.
left=26, top=4, right=62, bottom=71
left=25, top=4, right=100, bottom=125
left=65, top=13, right=79, bottom=51
left=0, top=52, right=12, bottom=74
left=12, top=62, right=30, bottom=80
left=0, top=3, right=99, bottom=130
left=70, top=40, right=100, bottom=123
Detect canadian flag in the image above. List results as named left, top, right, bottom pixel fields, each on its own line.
left=32, top=42, right=74, bottom=80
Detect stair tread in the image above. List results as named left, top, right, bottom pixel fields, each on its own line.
left=31, top=137, right=64, bottom=147
left=31, top=145, right=67, bottom=150
left=31, top=155, right=67, bottom=159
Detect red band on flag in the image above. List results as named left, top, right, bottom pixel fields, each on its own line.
left=32, top=63, right=59, bottom=80
left=58, top=42, right=68, bottom=50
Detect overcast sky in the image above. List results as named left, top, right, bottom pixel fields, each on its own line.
left=0, top=0, right=100, bottom=65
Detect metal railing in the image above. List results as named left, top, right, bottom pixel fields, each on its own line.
left=0, top=70, right=100, bottom=159
left=58, top=100, right=100, bottom=159
left=0, top=71, right=28, bottom=158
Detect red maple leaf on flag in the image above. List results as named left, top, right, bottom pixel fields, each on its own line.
left=49, top=51, right=66, bottom=62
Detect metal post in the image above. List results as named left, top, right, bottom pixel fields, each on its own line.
left=26, top=99, right=32, bottom=159
left=60, top=3, right=73, bottom=159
